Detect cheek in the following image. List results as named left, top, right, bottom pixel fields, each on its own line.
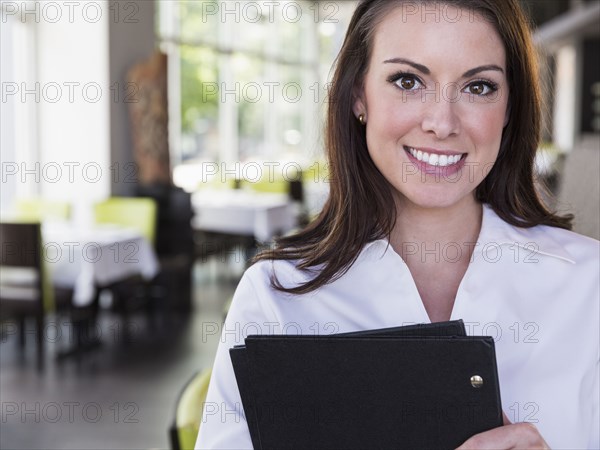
left=366, top=101, right=416, bottom=151
left=461, top=105, right=507, bottom=157
left=363, top=79, right=417, bottom=150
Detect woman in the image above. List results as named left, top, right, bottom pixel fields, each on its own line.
left=197, top=0, right=599, bottom=448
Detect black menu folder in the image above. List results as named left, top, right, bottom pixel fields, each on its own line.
left=230, top=320, right=502, bottom=450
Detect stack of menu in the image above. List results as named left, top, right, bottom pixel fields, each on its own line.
left=230, top=320, right=502, bottom=450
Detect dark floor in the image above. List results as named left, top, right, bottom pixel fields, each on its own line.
left=0, top=256, right=243, bottom=450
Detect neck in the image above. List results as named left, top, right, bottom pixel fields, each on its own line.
left=390, top=197, right=483, bottom=262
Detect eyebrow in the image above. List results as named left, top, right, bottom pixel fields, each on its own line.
left=383, top=58, right=504, bottom=78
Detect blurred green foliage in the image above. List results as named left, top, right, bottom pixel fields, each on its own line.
left=180, top=45, right=218, bottom=132
left=179, top=1, right=219, bottom=133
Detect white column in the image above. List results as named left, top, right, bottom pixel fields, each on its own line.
left=553, top=44, right=579, bottom=152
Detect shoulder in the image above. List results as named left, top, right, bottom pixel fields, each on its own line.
left=235, top=258, right=322, bottom=311
left=244, top=258, right=313, bottom=293
left=481, top=204, right=599, bottom=265
left=534, top=224, right=598, bottom=261
left=509, top=222, right=598, bottom=267
left=245, top=242, right=390, bottom=294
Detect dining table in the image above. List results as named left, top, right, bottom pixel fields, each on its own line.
left=191, top=189, right=297, bottom=242
left=40, top=220, right=160, bottom=357
left=42, top=221, right=160, bottom=307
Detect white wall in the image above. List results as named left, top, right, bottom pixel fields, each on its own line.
left=35, top=1, right=111, bottom=222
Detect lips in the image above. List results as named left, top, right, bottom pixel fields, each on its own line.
left=404, top=146, right=466, bottom=168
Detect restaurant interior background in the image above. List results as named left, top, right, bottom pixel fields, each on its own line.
left=1, top=0, right=599, bottom=449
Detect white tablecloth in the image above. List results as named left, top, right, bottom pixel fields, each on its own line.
left=42, top=223, right=159, bottom=307
left=191, top=190, right=296, bottom=242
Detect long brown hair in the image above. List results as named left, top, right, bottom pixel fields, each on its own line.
left=255, top=0, right=573, bottom=294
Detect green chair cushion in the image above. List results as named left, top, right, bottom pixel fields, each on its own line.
left=94, top=197, right=157, bottom=245
left=176, top=368, right=212, bottom=450
left=15, top=198, right=71, bottom=222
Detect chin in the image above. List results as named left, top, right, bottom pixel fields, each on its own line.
left=394, top=185, right=476, bottom=211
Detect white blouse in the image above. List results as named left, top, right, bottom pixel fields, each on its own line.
left=196, top=204, right=599, bottom=449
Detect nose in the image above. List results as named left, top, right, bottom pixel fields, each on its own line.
left=420, top=93, right=461, bottom=139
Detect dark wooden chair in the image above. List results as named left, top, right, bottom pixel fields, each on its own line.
left=0, top=222, right=46, bottom=362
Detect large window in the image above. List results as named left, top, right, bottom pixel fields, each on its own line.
left=157, top=0, right=357, bottom=191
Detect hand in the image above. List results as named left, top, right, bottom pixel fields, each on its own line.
left=455, top=412, right=550, bottom=449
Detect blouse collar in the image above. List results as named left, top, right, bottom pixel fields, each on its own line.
left=365, top=203, right=576, bottom=264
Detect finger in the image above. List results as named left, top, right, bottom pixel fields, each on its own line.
left=455, top=425, right=517, bottom=450
left=455, top=423, right=548, bottom=450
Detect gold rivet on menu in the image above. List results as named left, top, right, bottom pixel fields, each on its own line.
left=470, top=375, right=484, bottom=388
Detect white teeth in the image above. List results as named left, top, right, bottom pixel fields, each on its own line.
left=407, top=147, right=463, bottom=167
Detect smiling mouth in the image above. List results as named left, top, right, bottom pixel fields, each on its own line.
left=404, top=146, right=466, bottom=167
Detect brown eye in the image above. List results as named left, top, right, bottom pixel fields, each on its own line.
left=469, top=83, right=485, bottom=95
left=394, top=75, right=421, bottom=91
left=465, top=81, right=498, bottom=96
left=388, top=73, right=423, bottom=91
left=400, top=77, right=416, bottom=90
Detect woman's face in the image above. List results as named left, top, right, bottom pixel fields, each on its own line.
left=354, top=4, right=510, bottom=211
